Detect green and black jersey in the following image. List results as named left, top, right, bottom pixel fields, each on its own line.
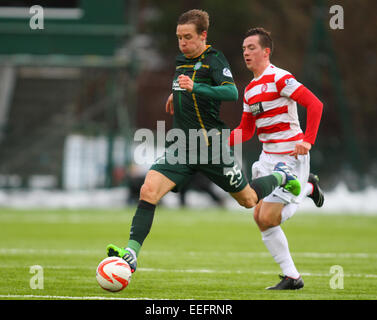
left=150, top=45, right=247, bottom=193
left=171, top=45, right=238, bottom=142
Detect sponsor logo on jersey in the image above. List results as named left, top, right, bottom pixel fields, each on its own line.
left=222, top=67, right=233, bottom=77
left=250, top=102, right=264, bottom=116
left=172, top=79, right=186, bottom=91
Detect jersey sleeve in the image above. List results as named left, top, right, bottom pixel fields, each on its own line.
left=243, top=99, right=251, bottom=113
left=228, top=112, right=256, bottom=146
left=242, top=88, right=252, bottom=113
left=291, top=86, right=323, bottom=145
left=209, top=52, right=236, bottom=86
left=275, top=72, right=303, bottom=98
left=192, top=83, right=238, bottom=101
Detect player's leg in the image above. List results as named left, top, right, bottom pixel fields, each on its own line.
left=107, top=156, right=195, bottom=272
left=229, top=184, right=258, bottom=208
left=197, top=141, right=300, bottom=208
left=139, top=169, right=176, bottom=204
left=198, top=159, right=300, bottom=209
left=280, top=181, right=315, bottom=223
left=281, top=173, right=324, bottom=223
left=229, top=162, right=301, bottom=208
left=128, top=169, right=176, bottom=250
left=255, top=200, right=302, bottom=279
left=254, top=200, right=304, bottom=290
left=252, top=152, right=310, bottom=224
left=254, top=201, right=284, bottom=230
left=252, top=153, right=309, bottom=289
left=307, top=173, right=324, bottom=208
left=107, top=170, right=176, bottom=272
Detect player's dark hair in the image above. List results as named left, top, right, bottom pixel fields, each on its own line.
left=177, top=9, right=209, bottom=34
left=245, top=27, right=273, bottom=58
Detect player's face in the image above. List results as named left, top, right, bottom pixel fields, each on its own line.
left=176, top=23, right=207, bottom=59
left=242, top=35, right=270, bottom=72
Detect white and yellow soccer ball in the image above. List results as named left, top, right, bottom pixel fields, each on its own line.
left=96, top=257, right=132, bottom=292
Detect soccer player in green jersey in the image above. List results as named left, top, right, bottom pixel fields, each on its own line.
left=106, top=9, right=300, bottom=273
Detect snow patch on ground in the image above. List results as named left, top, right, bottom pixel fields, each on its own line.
left=0, top=183, right=376, bottom=214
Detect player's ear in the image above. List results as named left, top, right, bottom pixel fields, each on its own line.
left=264, top=47, right=271, bottom=58
left=200, top=30, right=207, bottom=41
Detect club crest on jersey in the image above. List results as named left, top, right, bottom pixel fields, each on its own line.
left=194, top=62, right=202, bottom=70
left=261, top=83, right=268, bottom=93
left=249, top=102, right=264, bottom=116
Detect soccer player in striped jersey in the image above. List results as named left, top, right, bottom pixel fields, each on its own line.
left=106, top=12, right=301, bottom=275
left=229, top=27, right=324, bottom=290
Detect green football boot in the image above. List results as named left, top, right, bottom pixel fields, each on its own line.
left=107, top=244, right=137, bottom=273
left=273, top=162, right=301, bottom=196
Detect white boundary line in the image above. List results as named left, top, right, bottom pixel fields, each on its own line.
left=1, top=248, right=377, bottom=259
left=1, top=264, right=376, bottom=279
left=139, top=268, right=377, bottom=278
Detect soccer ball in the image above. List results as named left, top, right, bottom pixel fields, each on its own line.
left=96, top=257, right=132, bottom=292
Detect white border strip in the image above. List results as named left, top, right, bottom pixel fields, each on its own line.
left=0, top=7, right=83, bottom=19
left=0, top=294, right=153, bottom=300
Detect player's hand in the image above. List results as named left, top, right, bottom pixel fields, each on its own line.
left=178, top=75, right=194, bottom=92
left=165, top=94, right=174, bottom=115
left=290, top=141, right=311, bottom=159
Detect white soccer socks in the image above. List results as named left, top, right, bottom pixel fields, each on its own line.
left=261, top=226, right=300, bottom=279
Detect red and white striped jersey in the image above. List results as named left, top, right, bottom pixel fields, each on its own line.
left=243, top=64, right=304, bottom=154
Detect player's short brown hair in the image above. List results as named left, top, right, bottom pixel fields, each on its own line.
left=245, top=27, right=273, bottom=57
left=177, top=9, right=209, bottom=34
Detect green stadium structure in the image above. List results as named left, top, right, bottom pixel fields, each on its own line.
left=0, top=0, right=139, bottom=190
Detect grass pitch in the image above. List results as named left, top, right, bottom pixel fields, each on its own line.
left=0, top=207, right=376, bottom=300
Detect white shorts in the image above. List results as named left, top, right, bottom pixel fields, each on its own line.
left=251, top=151, right=310, bottom=204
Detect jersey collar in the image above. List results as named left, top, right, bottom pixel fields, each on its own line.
left=186, top=45, right=212, bottom=60
left=253, top=63, right=273, bottom=81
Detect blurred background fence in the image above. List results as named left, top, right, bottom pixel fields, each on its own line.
left=0, top=0, right=376, bottom=204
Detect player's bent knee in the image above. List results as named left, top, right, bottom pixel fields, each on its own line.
left=245, top=200, right=256, bottom=209
left=258, top=212, right=280, bottom=228
left=139, top=183, right=159, bottom=204
left=238, top=197, right=256, bottom=209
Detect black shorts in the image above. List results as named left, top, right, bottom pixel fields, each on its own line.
left=149, top=148, right=248, bottom=193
